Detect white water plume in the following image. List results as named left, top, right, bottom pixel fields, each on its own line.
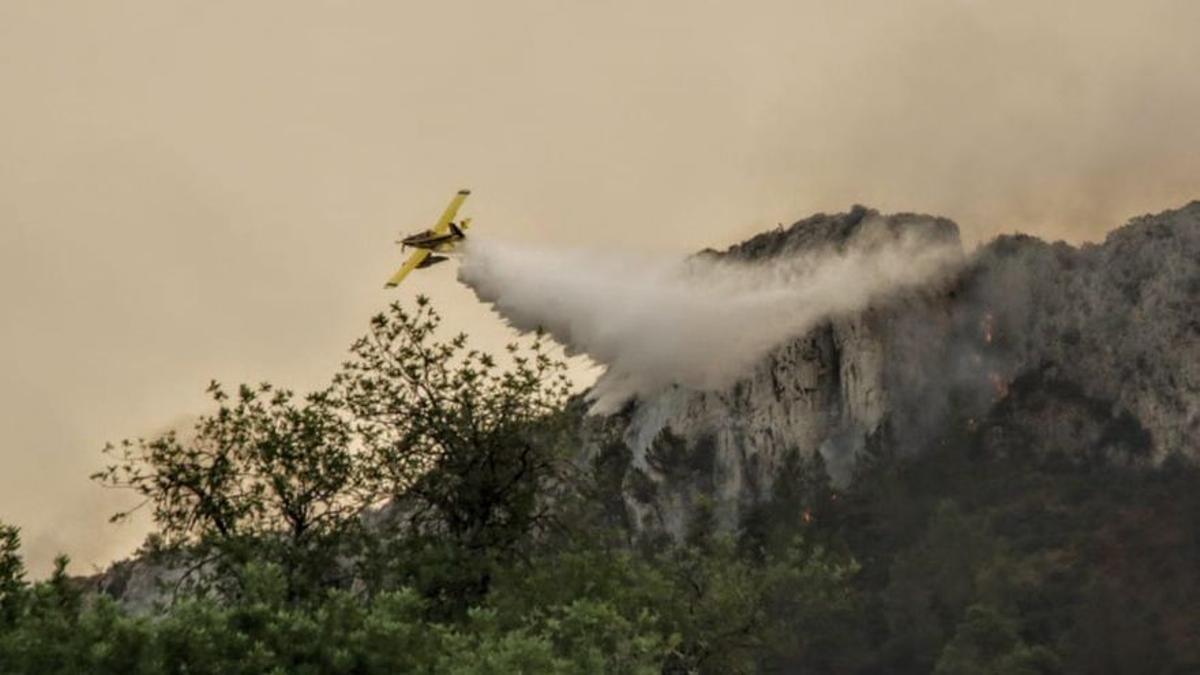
left=458, top=228, right=961, bottom=413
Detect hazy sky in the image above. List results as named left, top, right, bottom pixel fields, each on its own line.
left=2, top=0, right=1199, bottom=575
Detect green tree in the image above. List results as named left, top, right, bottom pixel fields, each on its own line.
left=488, top=533, right=860, bottom=674
left=0, top=556, right=91, bottom=674
left=94, top=381, right=370, bottom=601
left=336, top=297, right=572, bottom=610
left=93, top=297, right=572, bottom=609
left=881, top=500, right=1001, bottom=671
left=935, top=604, right=1060, bottom=675
left=0, top=522, right=27, bottom=626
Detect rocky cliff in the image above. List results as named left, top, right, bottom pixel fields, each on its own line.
left=582, top=202, right=1200, bottom=539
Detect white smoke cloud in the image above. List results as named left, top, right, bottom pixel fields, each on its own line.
left=458, top=227, right=962, bottom=414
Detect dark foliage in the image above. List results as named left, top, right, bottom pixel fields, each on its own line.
left=4, top=296, right=1198, bottom=673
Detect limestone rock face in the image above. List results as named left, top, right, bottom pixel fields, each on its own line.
left=586, top=202, right=1200, bottom=540
left=86, top=554, right=195, bottom=615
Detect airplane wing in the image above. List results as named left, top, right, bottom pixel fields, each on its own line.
left=384, top=249, right=431, bottom=288
left=430, top=189, right=471, bottom=235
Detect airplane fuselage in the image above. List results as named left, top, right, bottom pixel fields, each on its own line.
left=400, top=223, right=465, bottom=251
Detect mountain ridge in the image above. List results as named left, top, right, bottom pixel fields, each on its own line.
left=582, top=201, right=1200, bottom=540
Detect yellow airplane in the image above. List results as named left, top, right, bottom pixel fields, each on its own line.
left=384, top=189, right=472, bottom=288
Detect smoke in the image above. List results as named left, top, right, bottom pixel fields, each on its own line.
left=458, top=227, right=962, bottom=413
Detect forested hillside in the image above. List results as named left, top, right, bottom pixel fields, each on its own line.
left=2, top=203, right=1198, bottom=674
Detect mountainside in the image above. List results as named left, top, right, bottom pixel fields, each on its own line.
left=41, top=200, right=1200, bottom=674
left=583, top=202, right=1200, bottom=540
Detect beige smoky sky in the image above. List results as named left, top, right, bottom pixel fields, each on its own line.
left=1, top=0, right=1198, bottom=575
